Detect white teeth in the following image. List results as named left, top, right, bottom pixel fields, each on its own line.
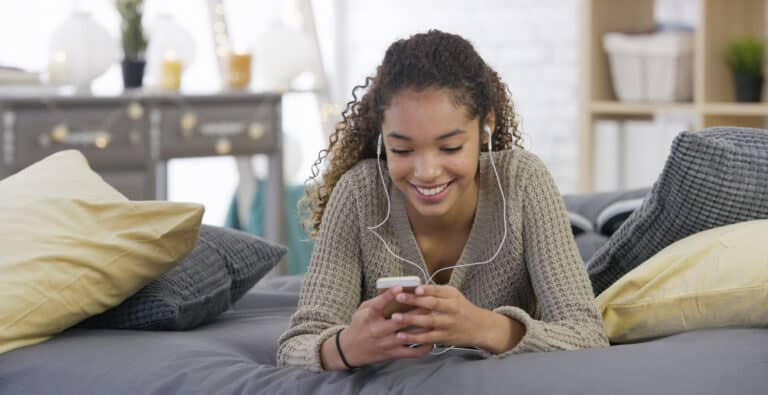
left=415, top=183, right=448, bottom=196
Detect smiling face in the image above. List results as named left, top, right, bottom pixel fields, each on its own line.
left=381, top=88, right=487, bottom=221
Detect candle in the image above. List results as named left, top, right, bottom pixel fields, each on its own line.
left=227, top=51, right=252, bottom=89
left=160, top=52, right=182, bottom=91
left=48, top=50, right=71, bottom=85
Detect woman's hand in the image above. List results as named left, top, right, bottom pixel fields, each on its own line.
left=391, top=285, right=525, bottom=354
left=320, top=286, right=434, bottom=370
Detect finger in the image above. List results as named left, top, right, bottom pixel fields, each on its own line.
left=408, top=308, right=432, bottom=316
left=377, top=332, right=423, bottom=351
left=367, top=286, right=403, bottom=312
left=390, top=343, right=434, bottom=359
left=396, top=329, right=446, bottom=345
left=397, top=311, right=447, bottom=329
left=399, top=326, right=430, bottom=335
left=395, top=293, right=453, bottom=313
left=372, top=313, right=421, bottom=336
left=414, top=284, right=456, bottom=297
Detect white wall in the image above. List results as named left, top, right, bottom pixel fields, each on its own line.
left=0, top=0, right=698, bottom=224
left=340, top=0, right=696, bottom=194
left=340, top=0, right=581, bottom=192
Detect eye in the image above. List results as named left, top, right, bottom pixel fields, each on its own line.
left=389, top=148, right=412, bottom=155
left=442, top=145, right=463, bottom=153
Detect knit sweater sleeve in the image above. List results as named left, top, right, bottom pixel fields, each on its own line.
left=277, top=171, right=362, bottom=371
left=490, top=159, right=609, bottom=356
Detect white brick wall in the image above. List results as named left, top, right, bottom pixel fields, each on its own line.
left=339, top=0, right=695, bottom=194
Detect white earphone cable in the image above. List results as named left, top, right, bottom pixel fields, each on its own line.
left=366, top=126, right=507, bottom=355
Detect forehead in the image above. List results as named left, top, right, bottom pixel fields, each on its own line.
left=383, top=88, right=473, bottom=135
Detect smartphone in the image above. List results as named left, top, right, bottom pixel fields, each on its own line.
left=376, top=276, right=421, bottom=319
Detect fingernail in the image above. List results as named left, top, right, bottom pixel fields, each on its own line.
left=397, top=333, right=406, bottom=339
left=392, top=313, right=402, bottom=321
left=416, top=287, right=424, bottom=295
left=396, top=294, right=406, bottom=302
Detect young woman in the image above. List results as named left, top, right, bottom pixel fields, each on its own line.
left=278, top=30, right=608, bottom=372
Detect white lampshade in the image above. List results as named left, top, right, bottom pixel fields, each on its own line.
left=251, top=22, right=316, bottom=91
left=146, top=14, right=195, bottom=85
left=48, top=11, right=118, bottom=92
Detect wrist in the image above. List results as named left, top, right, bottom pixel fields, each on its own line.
left=336, top=328, right=359, bottom=370
left=320, top=328, right=356, bottom=371
left=476, top=310, right=522, bottom=354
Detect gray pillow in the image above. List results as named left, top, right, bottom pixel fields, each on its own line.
left=574, top=232, right=610, bottom=263
left=80, top=225, right=286, bottom=330
left=586, top=127, right=768, bottom=296
left=564, top=188, right=650, bottom=236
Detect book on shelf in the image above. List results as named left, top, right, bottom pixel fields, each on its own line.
left=593, top=115, right=691, bottom=192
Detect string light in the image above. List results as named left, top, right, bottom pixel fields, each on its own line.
left=211, top=0, right=230, bottom=75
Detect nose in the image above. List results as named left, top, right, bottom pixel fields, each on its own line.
left=413, top=153, right=442, bottom=182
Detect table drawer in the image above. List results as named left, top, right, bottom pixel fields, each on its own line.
left=157, top=99, right=279, bottom=159
left=6, top=102, right=148, bottom=170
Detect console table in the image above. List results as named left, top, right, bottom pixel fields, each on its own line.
left=0, top=91, right=286, bottom=252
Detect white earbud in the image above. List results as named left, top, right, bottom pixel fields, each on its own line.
left=377, top=133, right=382, bottom=157
left=484, top=125, right=492, bottom=151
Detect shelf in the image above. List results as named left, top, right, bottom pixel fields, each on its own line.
left=701, top=103, right=768, bottom=116
left=591, top=101, right=696, bottom=115
left=580, top=0, right=766, bottom=192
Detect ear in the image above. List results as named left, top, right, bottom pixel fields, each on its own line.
left=481, top=113, right=496, bottom=145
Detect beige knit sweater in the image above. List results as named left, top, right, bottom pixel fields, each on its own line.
left=277, top=148, right=609, bottom=371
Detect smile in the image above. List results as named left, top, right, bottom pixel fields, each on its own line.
left=411, top=180, right=454, bottom=199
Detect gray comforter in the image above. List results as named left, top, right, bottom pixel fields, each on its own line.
left=1, top=276, right=767, bottom=395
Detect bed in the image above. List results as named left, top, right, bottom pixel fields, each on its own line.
left=3, top=127, right=768, bottom=394
left=2, top=274, right=767, bottom=395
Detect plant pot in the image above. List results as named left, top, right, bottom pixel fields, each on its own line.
left=121, top=58, right=146, bottom=89
left=732, top=72, right=764, bottom=102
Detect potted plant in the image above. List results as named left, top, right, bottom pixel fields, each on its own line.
left=725, top=37, right=765, bottom=102
left=116, top=0, right=147, bottom=89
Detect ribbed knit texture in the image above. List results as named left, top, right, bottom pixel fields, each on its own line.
left=277, top=148, right=609, bottom=371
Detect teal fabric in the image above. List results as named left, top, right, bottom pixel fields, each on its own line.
left=225, top=180, right=313, bottom=275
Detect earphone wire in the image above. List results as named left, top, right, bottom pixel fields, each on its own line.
left=366, top=127, right=508, bottom=354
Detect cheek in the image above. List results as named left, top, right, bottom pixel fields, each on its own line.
left=385, top=157, right=410, bottom=180
left=446, top=154, right=479, bottom=178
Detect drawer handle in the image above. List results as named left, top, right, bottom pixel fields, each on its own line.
left=126, top=101, right=144, bottom=120
left=248, top=122, right=265, bottom=140
left=42, top=124, right=111, bottom=149
left=179, top=112, right=198, bottom=138
left=214, top=138, right=232, bottom=155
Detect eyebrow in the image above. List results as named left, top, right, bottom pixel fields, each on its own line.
left=386, top=129, right=466, bottom=141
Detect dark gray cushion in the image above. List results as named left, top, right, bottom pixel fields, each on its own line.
left=586, top=127, right=768, bottom=296
left=574, top=232, right=610, bottom=263
left=80, top=225, right=287, bottom=330
left=564, top=188, right=650, bottom=236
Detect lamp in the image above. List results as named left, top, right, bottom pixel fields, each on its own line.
left=251, top=21, right=315, bottom=91
left=48, top=11, right=118, bottom=93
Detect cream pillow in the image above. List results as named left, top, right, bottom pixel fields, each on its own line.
left=597, top=219, right=768, bottom=343
left=0, top=150, right=204, bottom=354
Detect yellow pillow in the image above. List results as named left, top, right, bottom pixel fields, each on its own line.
left=597, top=219, right=768, bottom=343
left=0, top=150, right=204, bottom=354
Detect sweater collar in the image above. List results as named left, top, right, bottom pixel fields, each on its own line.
left=388, top=153, right=497, bottom=289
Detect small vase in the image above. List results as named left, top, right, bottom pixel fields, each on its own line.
left=732, top=72, right=764, bottom=102
left=121, top=58, right=146, bottom=89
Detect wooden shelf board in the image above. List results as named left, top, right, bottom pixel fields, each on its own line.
left=590, top=101, right=697, bottom=115
left=701, top=103, right=768, bottom=116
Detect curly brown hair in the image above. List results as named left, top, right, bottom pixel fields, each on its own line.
left=301, top=30, right=523, bottom=237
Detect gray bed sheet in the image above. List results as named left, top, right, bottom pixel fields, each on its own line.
left=1, top=275, right=767, bottom=395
